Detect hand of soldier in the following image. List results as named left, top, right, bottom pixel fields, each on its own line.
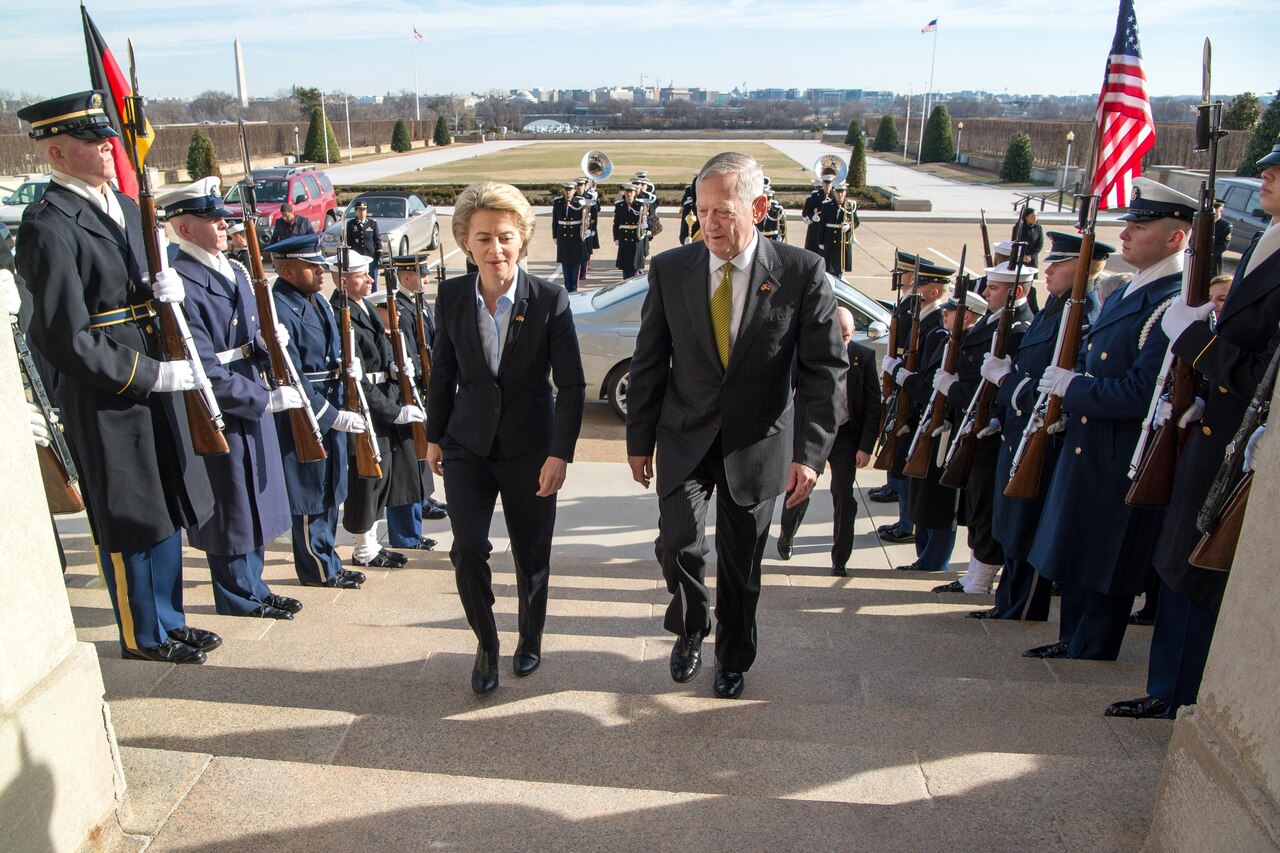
left=1037, top=365, right=1077, bottom=398
left=332, top=411, right=367, bottom=433
left=347, top=357, right=364, bottom=382
left=400, top=358, right=416, bottom=381
left=266, top=385, right=305, bottom=413
left=584, top=229, right=594, bottom=239
left=881, top=354, right=901, bottom=376
left=1243, top=425, right=1266, bottom=473
left=1177, top=396, right=1206, bottom=428
left=1160, top=298, right=1215, bottom=342
left=1, top=269, right=19, bottom=316
left=980, top=353, right=1012, bottom=385
left=394, top=405, right=426, bottom=425
left=27, top=401, right=50, bottom=447
left=151, top=360, right=199, bottom=392
left=1153, top=395, right=1173, bottom=428
left=274, top=322, right=291, bottom=349
left=894, top=366, right=914, bottom=387
left=146, top=268, right=186, bottom=304
left=932, top=370, right=958, bottom=396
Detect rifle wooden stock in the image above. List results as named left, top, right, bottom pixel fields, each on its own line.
left=13, top=316, right=84, bottom=514
left=878, top=281, right=902, bottom=438
left=1189, top=471, right=1251, bottom=571
left=414, top=289, right=432, bottom=397
left=1003, top=427, right=1048, bottom=500
left=979, top=210, right=994, bottom=268
left=338, top=304, right=383, bottom=480
left=906, top=270, right=971, bottom=478
left=37, top=446, right=85, bottom=514
left=873, top=426, right=898, bottom=470
left=939, top=431, right=976, bottom=489
left=383, top=267, right=430, bottom=461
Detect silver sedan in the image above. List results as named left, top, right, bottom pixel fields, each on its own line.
left=321, top=191, right=441, bottom=257
left=571, top=272, right=891, bottom=420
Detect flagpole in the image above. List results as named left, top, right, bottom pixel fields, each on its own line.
left=321, top=92, right=330, bottom=163
left=918, top=25, right=937, bottom=164
left=903, top=85, right=912, bottom=160
left=413, top=25, right=421, bottom=123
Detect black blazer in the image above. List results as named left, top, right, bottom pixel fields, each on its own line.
left=844, top=340, right=881, bottom=454
left=427, top=269, right=585, bottom=461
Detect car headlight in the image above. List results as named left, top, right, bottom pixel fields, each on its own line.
left=256, top=215, right=271, bottom=227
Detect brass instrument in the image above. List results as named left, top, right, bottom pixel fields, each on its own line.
left=580, top=150, right=613, bottom=181
left=812, top=154, right=849, bottom=184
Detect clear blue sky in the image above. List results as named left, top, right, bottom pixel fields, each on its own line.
left=4, top=0, right=1274, bottom=101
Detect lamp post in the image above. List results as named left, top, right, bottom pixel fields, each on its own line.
left=293, top=126, right=300, bottom=161
left=1062, top=130, right=1075, bottom=188
left=955, top=121, right=964, bottom=163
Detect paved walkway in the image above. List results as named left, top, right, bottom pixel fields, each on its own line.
left=322, top=140, right=536, bottom=186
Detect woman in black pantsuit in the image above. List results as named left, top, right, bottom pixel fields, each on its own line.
left=425, top=182, right=585, bottom=695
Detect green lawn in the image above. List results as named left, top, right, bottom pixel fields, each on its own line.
left=378, top=141, right=811, bottom=186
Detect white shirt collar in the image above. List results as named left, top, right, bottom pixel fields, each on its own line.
left=475, top=269, right=519, bottom=309
left=175, top=235, right=235, bottom=281
left=707, top=230, right=760, bottom=280
left=51, top=170, right=125, bottom=230
left=1125, top=251, right=1183, bottom=298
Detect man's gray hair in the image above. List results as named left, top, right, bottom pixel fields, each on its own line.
left=696, top=152, right=765, bottom=206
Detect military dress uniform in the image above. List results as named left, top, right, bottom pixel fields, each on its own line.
left=818, top=191, right=858, bottom=276
left=613, top=196, right=645, bottom=279
left=802, top=182, right=832, bottom=254
left=678, top=181, right=699, bottom=245
left=1211, top=209, right=1232, bottom=277
left=551, top=187, right=589, bottom=292
left=15, top=92, right=215, bottom=660
left=346, top=209, right=381, bottom=288
left=758, top=196, right=787, bottom=242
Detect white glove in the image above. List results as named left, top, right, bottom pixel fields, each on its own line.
left=1243, top=425, right=1266, bottom=473
left=256, top=322, right=291, bottom=352
left=332, top=411, right=367, bottom=433
left=1153, top=396, right=1173, bottom=428
left=347, top=357, right=364, bottom=382
left=27, top=401, right=50, bottom=447
left=1037, top=365, right=1078, bottom=398
left=151, top=360, right=198, bottom=392
left=390, top=359, right=416, bottom=381
left=393, top=405, right=426, bottom=425
left=894, top=366, right=914, bottom=387
left=981, top=353, right=1012, bottom=385
left=932, top=370, right=958, bottom=396
left=1153, top=396, right=1206, bottom=429
left=266, top=385, right=305, bottom=413
left=145, top=268, right=186, bottom=304
left=881, top=354, right=901, bottom=376
left=1160, top=299, right=1215, bottom=342
left=584, top=229, right=594, bottom=239
left=1, top=269, right=18, bottom=316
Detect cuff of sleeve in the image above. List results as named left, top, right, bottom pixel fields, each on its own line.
left=120, top=354, right=162, bottom=401
left=1171, top=321, right=1216, bottom=368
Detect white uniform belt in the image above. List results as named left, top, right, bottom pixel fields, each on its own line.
left=557, top=220, right=582, bottom=226
left=216, top=343, right=253, bottom=365
left=618, top=225, right=638, bottom=230
left=304, top=368, right=341, bottom=381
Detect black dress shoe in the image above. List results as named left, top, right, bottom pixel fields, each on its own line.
left=513, top=634, right=541, bottom=677
left=265, top=594, right=303, bottom=614
left=875, top=523, right=897, bottom=536
left=830, top=565, right=847, bottom=577
left=302, top=573, right=361, bottom=589
left=1128, top=612, right=1156, bottom=626
left=472, top=646, right=499, bottom=695
left=249, top=604, right=294, bottom=620
left=424, top=503, right=448, bottom=520
left=383, top=549, right=407, bottom=565
left=1023, top=641, right=1069, bottom=659
left=341, top=568, right=366, bottom=585
left=966, top=607, right=1001, bottom=619
left=167, top=626, right=223, bottom=652
left=879, top=528, right=916, bottom=544
left=713, top=664, right=745, bottom=699
left=895, top=561, right=943, bottom=572
left=776, top=538, right=793, bottom=560
left=670, top=633, right=705, bottom=683
left=932, top=580, right=965, bottom=593
left=122, top=640, right=206, bottom=664
left=868, top=486, right=897, bottom=503
left=353, top=551, right=403, bottom=569
left=1104, top=695, right=1173, bottom=719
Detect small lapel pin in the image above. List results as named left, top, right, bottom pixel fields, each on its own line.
left=515, top=314, right=525, bottom=323
left=760, top=282, right=773, bottom=293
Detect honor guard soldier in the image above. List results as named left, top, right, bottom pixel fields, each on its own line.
left=1211, top=199, right=1232, bottom=277
left=383, top=253, right=446, bottom=551
left=575, top=178, right=600, bottom=280
left=15, top=91, right=220, bottom=663
left=346, top=200, right=382, bottom=288
left=226, top=222, right=250, bottom=268
left=819, top=183, right=859, bottom=276
left=551, top=182, right=589, bottom=292
left=1107, top=139, right=1280, bottom=718
left=329, top=251, right=423, bottom=569
left=613, top=184, right=645, bottom=279
left=802, top=176, right=833, bottom=253
left=266, top=233, right=367, bottom=590
left=159, top=178, right=304, bottom=620
left=1024, top=178, right=1195, bottom=661
left=931, top=263, right=1035, bottom=596
left=758, top=189, right=787, bottom=242
left=679, top=175, right=701, bottom=245
left=975, top=233, right=1107, bottom=620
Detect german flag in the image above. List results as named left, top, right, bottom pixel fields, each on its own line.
left=82, top=6, right=152, bottom=200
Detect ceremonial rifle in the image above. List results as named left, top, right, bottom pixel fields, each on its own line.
left=1127, top=39, right=1225, bottom=506
left=413, top=259, right=433, bottom=399
left=335, top=245, right=383, bottom=479
left=382, top=262, right=430, bottom=460
left=979, top=210, right=994, bottom=268
left=873, top=255, right=923, bottom=470
left=124, top=43, right=228, bottom=457
left=939, top=245, right=1028, bottom=489
left=876, top=263, right=903, bottom=439
left=11, top=314, right=84, bottom=514
left=235, top=120, right=326, bottom=463
left=904, top=247, right=971, bottom=479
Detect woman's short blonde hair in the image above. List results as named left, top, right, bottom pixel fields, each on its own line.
left=452, top=181, right=536, bottom=260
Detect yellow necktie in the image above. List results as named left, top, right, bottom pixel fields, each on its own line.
left=712, top=261, right=733, bottom=369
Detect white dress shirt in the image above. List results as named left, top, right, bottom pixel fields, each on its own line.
left=51, top=170, right=125, bottom=231
left=707, top=230, right=760, bottom=346
left=476, top=271, right=518, bottom=376
left=1123, top=251, right=1183, bottom=300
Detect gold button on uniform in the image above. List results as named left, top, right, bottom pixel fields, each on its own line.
left=1219, top=385, right=1228, bottom=394
left=1100, top=352, right=1108, bottom=360
left=1087, top=343, right=1093, bottom=351
left=1202, top=425, right=1213, bottom=437
left=232, top=317, right=239, bottom=326
left=1080, top=416, right=1088, bottom=424
left=1075, top=447, right=1082, bottom=454
left=144, top=324, right=154, bottom=334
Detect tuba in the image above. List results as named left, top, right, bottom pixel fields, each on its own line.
left=581, top=150, right=613, bottom=182
left=813, top=153, right=849, bottom=184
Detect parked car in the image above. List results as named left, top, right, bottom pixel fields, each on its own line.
left=1217, top=177, right=1269, bottom=254
left=1, top=175, right=51, bottom=230
left=222, top=165, right=339, bottom=245
left=572, top=272, right=892, bottom=420
left=319, top=191, right=441, bottom=258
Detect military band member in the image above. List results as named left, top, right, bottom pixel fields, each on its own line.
left=551, top=182, right=589, bottom=292
left=577, top=178, right=600, bottom=279
left=226, top=221, right=250, bottom=268
left=384, top=253, right=445, bottom=551
left=972, top=233, right=1107, bottom=620
left=158, top=178, right=305, bottom=620
left=819, top=183, right=858, bottom=277
left=266, top=233, right=367, bottom=590
left=1107, top=139, right=1280, bottom=718
left=930, top=263, right=1034, bottom=596
left=1023, top=178, right=1195, bottom=661
left=614, top=185, right=645, bottom=280
left=679, top=177, right=699, bottom=244
left=802, top=176, right=834, bottom=254
left=757, top=189, right=786, bottom=242
left=633, top=174, right=658, bottom=274
left=16, top=91, right=219, bottom=663
left=346, top=200, right=382, bottom=288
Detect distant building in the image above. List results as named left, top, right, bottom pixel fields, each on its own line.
left=522, top=119, right=571, bottom=133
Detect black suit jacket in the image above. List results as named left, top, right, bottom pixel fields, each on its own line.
left=427, top=269, right=585, bottom=461
left=843, top=340, right=880, bottom=454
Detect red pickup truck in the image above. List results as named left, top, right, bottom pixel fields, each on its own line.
left=223, top=165, right=338, bottom=244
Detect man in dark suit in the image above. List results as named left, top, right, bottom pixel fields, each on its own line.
left=1107, top=138, right=1280, bottom=718
left=775, top=306, right=878, bottom=576
left=1024, top=178, right=1195, bottom=662
left=1211, top=200, right=1232, bottom=277
left=626, top=152, right=847, bottom=700
left=270, top=203, right=313, bottom=244
left=345, top=201, right=381, bottom=289
left=16, top=91, right=219, bottom=663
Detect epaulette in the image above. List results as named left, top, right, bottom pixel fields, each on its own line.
left=228, top=257, right=251, bottom=281
left=1141, top=296, right=1177, bottom=350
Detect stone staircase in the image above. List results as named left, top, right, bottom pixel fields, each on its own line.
left=63, top=462, right=1171, bottom=851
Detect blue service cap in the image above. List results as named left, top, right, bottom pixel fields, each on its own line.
left=1043, top=231, right=1117, bottom=263
left=157, top=177, right=232, bottom=220
left=17, top=91, right=119, bottom=142
left=1119, top=178, right=1197, bottom=223
left=1257, top=133, right=1280, bottom=168
left=391, top=254, right=432, bottom=274
left=895, top=250, right=955, bottom=282
left=263, top=233, right=328, bottom=265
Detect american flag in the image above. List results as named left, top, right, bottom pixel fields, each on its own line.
left=921, top=18, right=937, bottom=33
left=413, top=27, right=424, bottom=42
left=1092, top=0, right=1155, bottom=209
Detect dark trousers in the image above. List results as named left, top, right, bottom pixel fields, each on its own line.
left=95, top=530, right=185, bottom=650
left=915, top=527, right=955, bottom=571
left=993, top=557, right=1052, bottom=621
left=619, top=260, right=637, bottom=279
left=343, top=449, right=393, bottom=535
left=442, top=439, right=555, bottom=652
left=887, top=472, right=912, bottom=534
left=206, top=547, right=271, bottom=615
left=1147, top=580, right=1220, bottom=709
left=385, top=502, right=423, bottom=547
left=561, top=261, right=582, bottom=293
left=1058, top=582, right=1133, bottom=660
left=656, top=438, right=774, bottom=672
left=965, top=462, right=1004, bottom=565
left=291, top=505, right=343, bottom=585
left=778, top=428, right=858, bottom=568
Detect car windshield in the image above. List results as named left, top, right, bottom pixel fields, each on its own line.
left=225, top=180, right=289, bottom=204
left=347, top=198, right=408, bottom=220
left=590, top=276, right=650, bottom=310
left=6, top=181, right=47, bottom=205
left=829, top=274, right=889, bottom=332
